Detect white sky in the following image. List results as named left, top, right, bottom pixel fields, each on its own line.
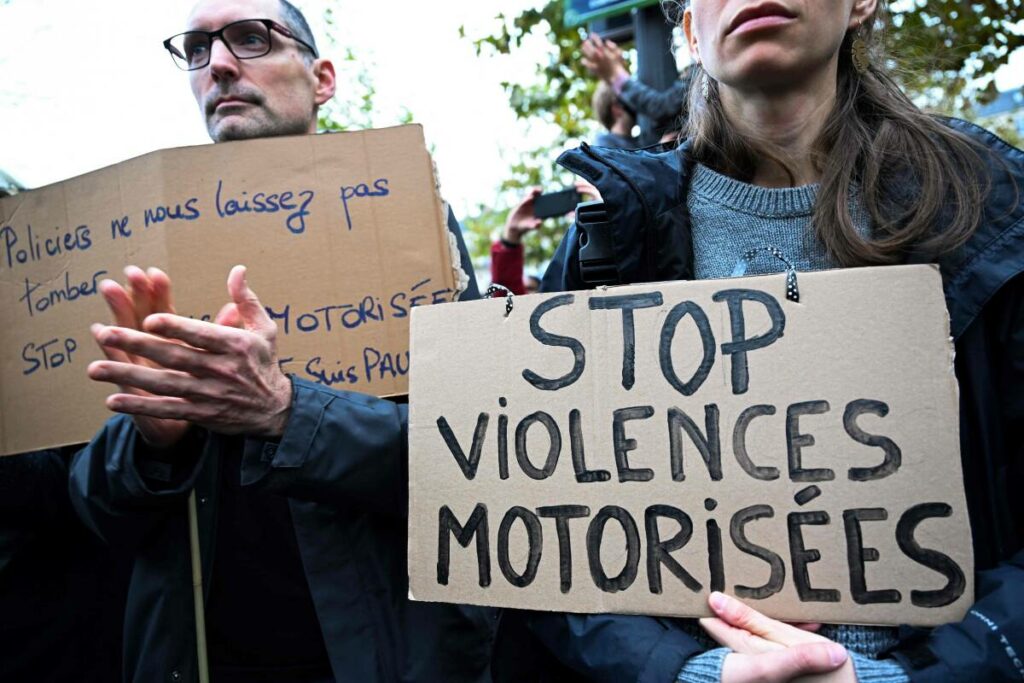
left=1, top=0, right=1022, bottom=217
left=0, top=0, right=567, bottom=217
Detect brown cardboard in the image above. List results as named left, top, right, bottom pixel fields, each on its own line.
left=0, top=125, right=459, bottom=456
left=408, top=265, right=973, bottom=626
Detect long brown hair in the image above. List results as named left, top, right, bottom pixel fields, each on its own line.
left=681, top=2, right=990, bottom=266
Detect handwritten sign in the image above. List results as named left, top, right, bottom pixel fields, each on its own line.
left=0, top=125, right=461, bottom=456
left=408, top=265, right=973, bottom=626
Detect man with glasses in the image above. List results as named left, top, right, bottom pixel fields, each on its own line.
left=69, top=1, right=492, bottom=682
left=165, top=9, right=330, bottom=142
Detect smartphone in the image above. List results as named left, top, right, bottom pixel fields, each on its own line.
left=533, top=188, right=583, bottom=219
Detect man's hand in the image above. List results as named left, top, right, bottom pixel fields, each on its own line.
left=582, top=34, right=629, bottom=85
left=574, top=179, right=601, bottom=202
left=89, top=265, right=293, bottom=440
left=502, top=187, right=543, bottom=244
left=91, top=266, right=191, bottom=448
left=702, top=592, right=855, bottom=683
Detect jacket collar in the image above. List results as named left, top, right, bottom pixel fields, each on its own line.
left=559, top=123, right=1024, bottom=339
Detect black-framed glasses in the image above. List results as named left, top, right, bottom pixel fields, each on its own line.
left=163, top=18, right=318, bottom=71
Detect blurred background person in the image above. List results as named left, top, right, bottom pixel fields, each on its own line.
left=583, top=33, right=693, bottom=145
left=592, top=81, right=638, bottom=149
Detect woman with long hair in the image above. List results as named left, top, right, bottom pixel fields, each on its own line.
left=513, top=0, right=1024, bottom=681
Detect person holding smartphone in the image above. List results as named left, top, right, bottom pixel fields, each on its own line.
left=490, top=181, right=599, bottom=296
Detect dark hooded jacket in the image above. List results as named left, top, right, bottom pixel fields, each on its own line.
left=513, top=119, right=1024, bottom=683
left=1, top=447, right=130, bottom=683
left=69, top=215, right=499, bottom=683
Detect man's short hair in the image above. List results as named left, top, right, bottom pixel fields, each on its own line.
left=278, top=0, right=318, bottom=63
left=592, top=82, right=619, bottom=131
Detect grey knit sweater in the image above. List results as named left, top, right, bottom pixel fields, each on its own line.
left=677, top=164, right=909, bottom=683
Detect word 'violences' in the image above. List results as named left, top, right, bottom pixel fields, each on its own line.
left=437, top=398, right=900, bottom=484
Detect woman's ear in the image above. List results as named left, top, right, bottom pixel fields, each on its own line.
left=683, top=7, right=701, bottom=64
left=849, top=0, right=878, bottom=29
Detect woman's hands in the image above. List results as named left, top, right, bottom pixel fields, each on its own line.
left=702, top=592, right=856, bottom=683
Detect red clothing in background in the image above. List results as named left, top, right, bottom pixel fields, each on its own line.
left=490, top=239, right=525, bottom=295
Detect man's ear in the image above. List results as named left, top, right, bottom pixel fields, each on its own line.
left=312, top=58, right=336, bottom=106
left=683, top=8, right=700, bottom=63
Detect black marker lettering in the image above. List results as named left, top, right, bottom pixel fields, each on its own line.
left=436, top=414, right=489, bottom=480
left=587, top=506, right=640, bottom=592
left=437, top=504, right=490, bottom=587
left=667, top=404, right=722, bottom=481
left=570, top=408, right=610, bottom=483
left=612, top=406, right=655, bottom=482
left=658, top=300, right=715, bottom=396
left=538, top=505, right=591, bottom=593
left=707, top=516, right=725, bottom=593
left=711, top=288, right=786, bottom=394
left=896, top=503, right=966, bottom=608
left=497, top=506, right=543, bottom=588
left=645, top=505, right=701, bottom=593
left=733, top=404, right=780, bottom=480
left=786, top=400, right=835, bottom=482
left=844, top=399, right=901, bottom=481
left=787, top=510, right=841, bottom=602
left=523, top=294, right=586, bottom=390
left=731, top=505, right=785, bottom=599
left=589, top=292, right=663, bottom=390
left=515, top=411, right=561, bottom=480
left=843, top=508, right=901, bottom=604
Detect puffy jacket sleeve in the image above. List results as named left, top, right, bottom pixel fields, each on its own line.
left=890, top=550, right=1024, bottom=682
left=526, top=612, right=706, bottom=683
left=240, top=378, right=409, bottom=518
left=618, top=78, right=689, bottom=129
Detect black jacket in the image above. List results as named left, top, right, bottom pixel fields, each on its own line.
left=0, top=448, right=130, bottom=683
left=69, top=215, right=497, bottom=683
left=524, top=119, right=1024, bottom=682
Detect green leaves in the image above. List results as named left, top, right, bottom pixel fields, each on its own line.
left=461, top=1, right=597, bottom=265
left=889, top=0, right=1023, bottom=112
left=461, top=0, right=1023, bottom=268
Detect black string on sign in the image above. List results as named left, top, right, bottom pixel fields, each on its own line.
left=485, top=284, right=515, bottom=316
left=730, top=246, right=801, bottom=303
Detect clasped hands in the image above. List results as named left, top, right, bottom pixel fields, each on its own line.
left=88, top=265, right=292, bottom=448
left=702, top=591, right=856, bottom=683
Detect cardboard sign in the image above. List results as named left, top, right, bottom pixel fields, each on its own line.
left=408, top=265, right=973, bottom=626
left=0, top=125, right=462, bottom=456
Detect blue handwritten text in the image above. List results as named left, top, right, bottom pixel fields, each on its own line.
left=215, top=179, right=314, bottom=234
left=1, top=224, right=92, bottom=270
left=339, top=178, right=389, bottom=231
left=20, top=269, right=108, bottom=317
left=22, top=337, right=77, bottom=376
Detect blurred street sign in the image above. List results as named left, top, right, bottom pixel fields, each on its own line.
left=564, top=0, right=659, bottom=27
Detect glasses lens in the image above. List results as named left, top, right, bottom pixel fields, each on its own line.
left=168, top=32, right=210, bottom=69
left=224, top=20, right=272, bottom=58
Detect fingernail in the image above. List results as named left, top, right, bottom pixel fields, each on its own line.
left=827, top=644, right=848, bottom=666
left=709, top=591, right=726, bottom=611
